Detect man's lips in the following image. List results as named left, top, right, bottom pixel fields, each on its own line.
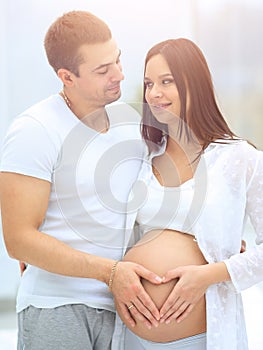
left=107, top=84, right=121, bottom=92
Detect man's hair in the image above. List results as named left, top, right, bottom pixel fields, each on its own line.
left=44, top=11, right=112, bottom=76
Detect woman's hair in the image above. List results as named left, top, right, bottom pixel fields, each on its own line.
left=142, top=38, right=237, bottom=153
left=44, top=11, right=112, bottom=76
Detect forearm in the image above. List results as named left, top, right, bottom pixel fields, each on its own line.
left=0, top=172, right=115, bottom=284
left=6, top=228, right=114, bottom=284
left=204, top=261, right=231, bottom=286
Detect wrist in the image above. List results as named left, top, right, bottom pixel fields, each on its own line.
left=205, top=262, right=231, bottom=285
left=108, top=260, right=120, bottom=292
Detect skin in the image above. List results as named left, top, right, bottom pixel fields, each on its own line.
left=8, top=46, right=247, bottom=332
left=143, top=53, right=231, bottom=324
left=116, top=230, right=207, bottom=341
left=0, top=38, right=163, bottom=331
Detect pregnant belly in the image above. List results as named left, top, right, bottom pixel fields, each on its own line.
left=115, top=229, right=207, bottom=342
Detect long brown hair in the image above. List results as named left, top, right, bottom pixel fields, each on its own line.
left=142, top=38, right=237, bottom=153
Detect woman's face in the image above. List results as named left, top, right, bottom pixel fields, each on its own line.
left=144, top=54, right=181, bottom=125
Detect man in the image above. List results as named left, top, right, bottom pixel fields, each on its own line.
left=0, top=11, right=162, bottom=350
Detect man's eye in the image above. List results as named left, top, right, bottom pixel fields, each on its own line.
left=97, top=70, right=108, bottom=75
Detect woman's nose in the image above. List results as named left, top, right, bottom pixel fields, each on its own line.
left=149, top=84, right=162, bottom=98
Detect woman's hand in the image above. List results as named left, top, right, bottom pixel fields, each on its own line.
left=159, top=262, right=230, bottom=324
left=159, top=265, right=208, bottom=324
left=112, top=261, right=162, bottom=329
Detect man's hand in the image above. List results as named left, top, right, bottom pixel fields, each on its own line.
left=19, top=262, right=27, bottom=275
left=112, top=261, right=162, bottom=329
left=241, top=240, right=246, bottom=253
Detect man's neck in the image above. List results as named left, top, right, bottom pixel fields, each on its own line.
left=60, top=89, right=109, bottom=133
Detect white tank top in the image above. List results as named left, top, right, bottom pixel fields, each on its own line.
left=136, top=171, right=196, bottom=237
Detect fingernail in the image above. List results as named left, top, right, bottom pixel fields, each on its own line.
left=147, top=324, right=152, bottom=330
left=165, top=319, right=171, bottom=325
left=155, top=276, right=162, bottom=282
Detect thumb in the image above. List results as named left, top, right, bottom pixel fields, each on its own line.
left=136, top=265, right=163, bottom=284
left=162, top=268, right=181, bottom=283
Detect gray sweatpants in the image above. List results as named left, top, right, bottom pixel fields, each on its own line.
left=17, top=304, right=115, bottom=350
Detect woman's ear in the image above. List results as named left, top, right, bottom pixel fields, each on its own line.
left=57, top=69, right=74, bottom=86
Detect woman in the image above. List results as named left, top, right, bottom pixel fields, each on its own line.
left=113, top=38, right=263, bottom=349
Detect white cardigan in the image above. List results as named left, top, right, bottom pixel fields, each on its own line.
left=112, top=140, right=263, bottom=350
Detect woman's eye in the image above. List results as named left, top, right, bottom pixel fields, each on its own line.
left=162, top=79, right=173, bottom=85
left=145, top=81, right=153, bottom=88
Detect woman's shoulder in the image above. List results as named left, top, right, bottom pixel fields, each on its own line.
left=208, top=138, right=261, bottom=156
left=205, top=138, right=263, bottom=170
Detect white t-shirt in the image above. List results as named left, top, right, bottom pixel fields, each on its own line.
left=0, top=94, right=145, bottom=313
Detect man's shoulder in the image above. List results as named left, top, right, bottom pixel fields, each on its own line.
left=21, top=94, right=64, bottom=121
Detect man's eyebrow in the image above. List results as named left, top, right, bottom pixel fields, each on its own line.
left=92, top=49, right=121, bottom=72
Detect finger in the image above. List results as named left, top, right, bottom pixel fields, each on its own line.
left=136, top=265, right=163, bottom=285
left=19, top=262, right=27, bottom=275
left=241, top=240, right=246, bottom=253
left=161, top=270, right=180, bottom=283
left=136, top=289, right=160, bottom=322
left=159, top=293, right=180, bottom=319
left=127, top=302, right=153, bottom=329
left=160, top=294, right=190, bottom=322
left=176, top=304, right=194, bottom=323
left=133, top=298, right=159, bottom=328
left=119, top=303, right=136, bottom=328
left=162, top=301, right=190, bottom=324
left=168, top=301, right=190, bottom=323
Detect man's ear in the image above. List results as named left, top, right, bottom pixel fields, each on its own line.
left=57, top=69, right=74, bottom=86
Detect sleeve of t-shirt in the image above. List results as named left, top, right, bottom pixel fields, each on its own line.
left=0, top=115, right=58, bottom=182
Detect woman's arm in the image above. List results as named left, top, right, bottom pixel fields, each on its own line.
left=224, top=149, right=263, bottom=291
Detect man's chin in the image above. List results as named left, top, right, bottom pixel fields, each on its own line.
left=106, top=91, right=121, bottom=104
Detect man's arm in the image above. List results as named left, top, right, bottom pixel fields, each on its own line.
left=0, top=172, right=161, bottom=327
left=0, top=172, right=113, bottom=280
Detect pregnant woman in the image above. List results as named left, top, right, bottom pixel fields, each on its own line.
left=113, top=38, right=263, bottom=350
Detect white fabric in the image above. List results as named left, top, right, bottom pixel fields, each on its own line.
left=112, top=139, right=263, bottom=350
left=0, top=94, right=145, bottom=313
left=136, top=171, right=196, bottom=237
left=124, top=328, right=206, bottom=350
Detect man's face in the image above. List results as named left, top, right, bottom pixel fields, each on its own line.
left=73, top=38, right=124, bottom=113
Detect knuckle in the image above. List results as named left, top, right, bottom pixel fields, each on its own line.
left=142, top=298, right=151, bottom=308
left=131, top=284, right=140, bottom=294
left=132, top=307, right=139, bottom=315
left=167, top=300, right=174, bottom=308
left=178, top=305, right=186, bottom=312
